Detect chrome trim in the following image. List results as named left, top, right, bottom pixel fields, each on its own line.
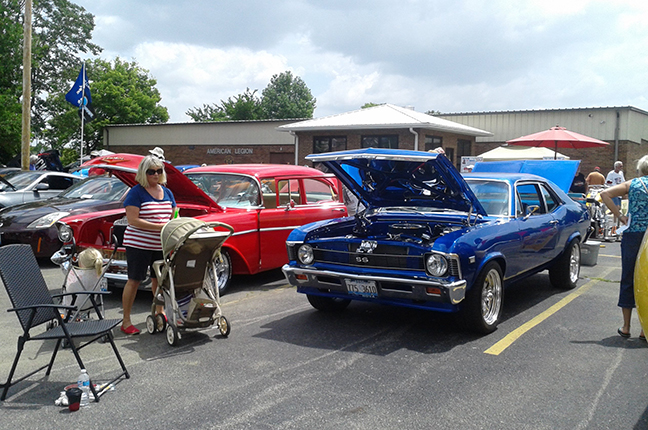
left=282, top=265, right=466, bottom=304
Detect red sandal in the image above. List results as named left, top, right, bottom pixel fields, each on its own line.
left=120, top=325, right=140, bottom=335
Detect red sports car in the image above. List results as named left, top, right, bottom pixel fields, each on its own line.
left=55, top=153, right=348, bottom=293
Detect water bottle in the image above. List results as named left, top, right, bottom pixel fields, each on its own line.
left=77, top=369, right=90, bottom=407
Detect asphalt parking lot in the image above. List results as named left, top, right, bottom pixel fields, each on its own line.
left=1, top=240, right=647, bottom=429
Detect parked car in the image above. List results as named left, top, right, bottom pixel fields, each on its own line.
left=0, top=175, right=129, bottom=257
left=0, top=167, right=20, bottom=177
left=0, top=170, right=81, bottom=209
left=281, top=148, right=590, bottom=334
left=55, top=154, right=348, bottom=294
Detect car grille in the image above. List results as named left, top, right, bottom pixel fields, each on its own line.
left=310, top=243, right=460, bottom=277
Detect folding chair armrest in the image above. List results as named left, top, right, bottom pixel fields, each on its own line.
left=52, top=290, right=112, bottom=298
left=8, top=303, right=76, bottom=313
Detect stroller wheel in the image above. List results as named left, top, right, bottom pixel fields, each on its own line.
left=146, top=315, right=157, bottom=334
left=166, top=323, right=179, bottom=346
left=218, top=316, right=231, bottom=337
left=155, top=313, right=167, bottom=333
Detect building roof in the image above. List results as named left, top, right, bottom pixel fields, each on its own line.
left=277, top=103, right=493, bottom=137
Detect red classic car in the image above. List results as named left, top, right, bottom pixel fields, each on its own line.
left=55, top=153, right=347, bottom=293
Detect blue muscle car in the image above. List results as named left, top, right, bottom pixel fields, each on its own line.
left=282, top=148, right=591, bottom=334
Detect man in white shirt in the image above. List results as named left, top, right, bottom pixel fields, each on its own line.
left=606, top=161, right=625, bottom=229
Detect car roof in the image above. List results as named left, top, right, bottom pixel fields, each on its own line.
left=184, top=164, right=326, bottom=178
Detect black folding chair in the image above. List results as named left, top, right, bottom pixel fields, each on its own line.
left=0, top=244, right=129, bottom=402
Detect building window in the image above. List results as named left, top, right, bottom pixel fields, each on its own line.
left=424, top=135, right=443, bottom=151
left=361, top=135, right=398, bottom=149
left=313, top=136, right=347, bottom=153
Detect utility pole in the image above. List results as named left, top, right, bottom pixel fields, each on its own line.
left=21, top=0, right=32, bottom=170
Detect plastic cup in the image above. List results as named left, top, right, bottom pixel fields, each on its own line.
left=66, top=387, right=82, bottom=412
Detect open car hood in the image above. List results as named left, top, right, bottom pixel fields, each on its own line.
left=83, top=154, right=219, bottom=209
left=471, top=159, right=581, bottom=194
left=307, top=148, right=487, bottom=216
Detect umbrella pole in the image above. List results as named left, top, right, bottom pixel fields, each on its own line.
left=554, top=141, right=557, bottom=159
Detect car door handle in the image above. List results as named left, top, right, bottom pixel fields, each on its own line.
left=550, top=220, right=559, bottom=225
left=332, top=208, right=346, bottom=212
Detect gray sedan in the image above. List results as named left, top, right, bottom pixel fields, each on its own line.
left=0, top=170, right=81, bottom=209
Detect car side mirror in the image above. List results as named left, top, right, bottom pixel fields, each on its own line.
left=524, top=204, right=540, bottom=219
left=35, top=183, right=49, bottom=191
left=284, top=199, right=296, bottom=211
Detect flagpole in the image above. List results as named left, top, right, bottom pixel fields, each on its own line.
left=79, top=62, right=85, bottom=165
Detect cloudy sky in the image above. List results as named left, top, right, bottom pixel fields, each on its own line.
left=74, top=0, right=648, bottom=123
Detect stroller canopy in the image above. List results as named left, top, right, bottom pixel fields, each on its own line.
left=160, top=218, right=232, bottom=258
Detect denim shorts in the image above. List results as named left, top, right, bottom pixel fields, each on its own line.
left=612, top=196, right=621, bottom=206
left=125, top=246, right=163, bottom=282
left=619, top=231, right=644, bottom=308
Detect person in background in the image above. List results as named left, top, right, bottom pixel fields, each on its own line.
left=569, top=170, right=587, bottom=194
left=120, top=155, right=176, bottom=335
left=600, top=155, right=648, bottom=340
left=606, top=161, right=626, bottom=226
left=586, top=166, right=606, bottom=189
left=149, top=147, right=168, bottom=163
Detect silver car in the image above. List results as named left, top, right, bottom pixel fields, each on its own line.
left=0, top=170, right=81, bottom=209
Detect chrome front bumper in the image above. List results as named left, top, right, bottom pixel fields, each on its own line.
left=282, top=265, right=466, bottom=305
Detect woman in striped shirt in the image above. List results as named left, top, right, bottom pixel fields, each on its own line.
left=121, top=155, right=176, bottom=335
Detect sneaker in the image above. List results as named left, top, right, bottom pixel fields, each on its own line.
left=120, top=325, right=140, bottom=335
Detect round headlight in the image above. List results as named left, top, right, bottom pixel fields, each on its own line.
left=57, top=224, right=73, bottom=243
left=426, top=254, right=448, bottom=277
left=297, top=244, right=314, bottom=265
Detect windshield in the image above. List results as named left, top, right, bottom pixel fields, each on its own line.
left=59, top=175, right=128, bottom=201
left=0, top=171, right=42, bottom=191
left=465, top=179, right=510, bottom=216
left=185, top=173, right=260, bottom=208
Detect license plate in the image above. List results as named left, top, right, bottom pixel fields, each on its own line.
left=345, top=279, right=378, bottom=298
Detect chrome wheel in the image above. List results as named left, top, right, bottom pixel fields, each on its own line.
left=215, top=251, right=232, bottom=295
left=481, top=268, right=503, bottom=326
left=568, top=243, right=580, bottom=285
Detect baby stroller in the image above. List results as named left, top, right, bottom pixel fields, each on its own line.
left=147, top=217, right=234, bottom=346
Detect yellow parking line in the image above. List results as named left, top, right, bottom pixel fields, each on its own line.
left=599, top=254, right=621, bottom=259
left=484, top=267, right=615, bottom=356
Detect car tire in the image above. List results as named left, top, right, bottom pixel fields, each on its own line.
left=461, top=261, right=503, bottom=334
left=306, top=294, right=351, bottom=312
left=549, top=239, right=580, bottom=290
left=215, top=250, right=232, bottom=295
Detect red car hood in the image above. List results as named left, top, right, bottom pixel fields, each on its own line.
left=83, top=153, right=218, bottom=209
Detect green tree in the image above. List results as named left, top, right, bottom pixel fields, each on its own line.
left=260, top=71, right=316, bottom=119
left=0, top=0, right=101, bottom=164
left=47, top=57, right=169, bottom=164
left=187, top=88, right=261, bottom=122
left=221, top=88, right=262, bottom=120
left=186, top=103, right=228, bottom=122
left=361, top=102, right=383, bottom=109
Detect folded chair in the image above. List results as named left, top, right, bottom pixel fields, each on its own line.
left=0, top=244, right=129, bottom=402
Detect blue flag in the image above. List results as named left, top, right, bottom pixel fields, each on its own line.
left=65, top=64, right=92, bottom=108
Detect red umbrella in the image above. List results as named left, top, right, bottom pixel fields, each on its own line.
left=506, top=125, right=609, bottom=159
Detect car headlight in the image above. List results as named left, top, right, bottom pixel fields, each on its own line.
left=426, top=254, right=448, bottom=277
left=26, top=212, right=70, bottom=229
left=297, top=244, right=314, bottom=265
left=57, top=223, right=74, bottom=243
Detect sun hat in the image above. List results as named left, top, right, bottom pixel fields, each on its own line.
left=149, top=147, right=165, bottom=160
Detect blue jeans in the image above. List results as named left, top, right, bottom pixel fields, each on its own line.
left=619, top=231, right=644, bottom=308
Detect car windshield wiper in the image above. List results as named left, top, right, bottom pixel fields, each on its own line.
left=0, top=176, right=16, bottom=191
